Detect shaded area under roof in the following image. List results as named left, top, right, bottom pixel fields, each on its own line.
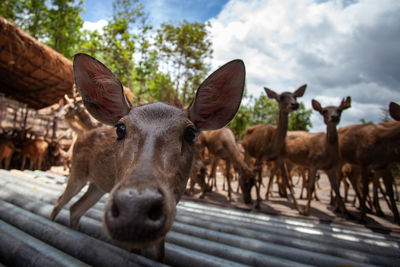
left=0, top=16, right=73, bottom=110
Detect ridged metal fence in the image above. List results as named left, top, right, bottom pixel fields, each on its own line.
left=0, top=169, right=399, bottom=266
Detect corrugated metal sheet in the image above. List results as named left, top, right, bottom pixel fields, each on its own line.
left=0, top=169, right=399, bottom=266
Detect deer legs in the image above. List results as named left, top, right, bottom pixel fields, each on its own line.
left=279, top=161, right=301, bottom=213
left=69, top=183, right=105, bottom=228
left=380, top=168, right=400, bottom=224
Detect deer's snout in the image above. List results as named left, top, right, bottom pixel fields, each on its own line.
left=104, top=187, right=166, bottom=243
left=330, top=115, right=340, bottom=123
left=291, top=102, right=299, bottom=110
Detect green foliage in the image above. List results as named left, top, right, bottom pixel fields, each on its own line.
left=380, top=107, right=392, bottom=123
left=46, top=0, right=85, bottom=58
left=360, top=118, right=373, bottom=124
left=228, top=93, right=312, bottom=137
left=0, top=0, right=84, bottom=58
left=227, top=104, right=251, bottom=139
left=0, top=0, right=20, bottom=21
left=288, top=103, right=313, bottom=131
left=250, top=95, right=279, bottom=125
left=155, top=20, right=213, bottom=105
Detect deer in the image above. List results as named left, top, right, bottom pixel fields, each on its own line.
left=0, top=138, right=16, bottom=169
left=242, top=85, right=306, bottom=209
left=284, top=97, right=351, bottom=216
left=203, top=128, right=255, bottom=204
left=338, top=120, right=400, bottom=224
left=49, top=53, right=245, bottom=261
left=187, top=132, right=210, bottom=198
left=20, top=138, right=49, bottom=170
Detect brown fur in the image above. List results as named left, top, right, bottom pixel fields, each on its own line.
left=338, top=121, right=400, bottom=223
left=20, top=139, right=49, bottom=170
left=50, top=53, right=245, bottom=261
left=285, top=97, right=351, bottom=216
left=0, top=138, right=15, bottom=169
left=242, top=85, right=306, bottom=210
left=204, top=128, right=255, bottom=204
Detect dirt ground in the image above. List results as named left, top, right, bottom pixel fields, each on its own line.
left=181, top=171, right=400, bottom=237
left=49, top=166, right=400, bottom=237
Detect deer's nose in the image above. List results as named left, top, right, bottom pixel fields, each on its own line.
left=291, top=102, right=299, bottom=110
left=331, top=115, right=340, bottom=122
left=105, top=187, right=166, bottom=242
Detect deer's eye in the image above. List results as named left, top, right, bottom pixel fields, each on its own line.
left=116, top=123, right=126, bottom=140
left=184, top=125, right=197, bottom=145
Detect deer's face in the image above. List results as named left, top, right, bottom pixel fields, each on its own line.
left=319, top=106, right=343, bottom=125
left=73, top=53, right=245, bottom=249
left=264, top=85, right=307, bottom=114
left=312, top=97, right=351, bottom=126
left=103, top=103, right=196, bottom=247
left=278, top=92, right=300, bottom=113
left=240, top=168, right=255, bottom=204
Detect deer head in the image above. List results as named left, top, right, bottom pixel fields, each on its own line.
left=73, top=53, right=245, bottom=248
left=312, top=97, right=351, bottom=125
left=264, top=84, right=307, bottom=113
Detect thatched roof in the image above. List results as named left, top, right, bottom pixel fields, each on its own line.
left=0, top=16, right=73, bottom=110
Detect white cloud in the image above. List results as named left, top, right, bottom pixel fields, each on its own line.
left=82, top=19, right=108, bottom=34
left=208, top=0, right=400, bottom=132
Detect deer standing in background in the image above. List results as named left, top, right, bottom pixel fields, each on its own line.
left=0, top=138, right=16, bottom=169
left=204, top=128, right=255, bottom=204
left=285, top=97, right=351, bottom=216
left=242, top=85, right=306, bottom=209
left=50, top=53, right=245, bottom=260
left=20, top=139, right=49, bottom=170
left=339, top=120, right=400, bottom=224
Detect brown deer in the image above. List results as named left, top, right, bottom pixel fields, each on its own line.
left=242, top=85, right=306, bottom=209
left=339, top=120, right=400, bottom=224
left=188, top=132, right=210, bottom=198
left=50, top=53, right=245, bottom=260
left=203, top=128, right=255, bottom=204
left=285, top=97, right=351, bottom=216
left=20, top=139, right=49, bottom=170
left=0, top=138, right=16, bottom=169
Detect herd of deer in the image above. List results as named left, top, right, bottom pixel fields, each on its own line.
left=0, top=128, right=67, bottom=171
left=2, top=53, right=395, bottom=261
left=190, top=87, right=400, bottom=228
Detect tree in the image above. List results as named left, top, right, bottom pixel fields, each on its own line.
left=249, top=95, right=279, bottom=126
left=1, top=0, right=49, bottom=40
left=155, top=20, right=213, bottom=105
left=46, top=0, right=84, bottom=58
left=288, top=103, right=312, bottom=131
left=380, top=107, right=391, bottom=123
left=101, top=0, right=145, bottom=89
left=0, top=0, right=84, bottom=58
left=228, top=104, right=252, bottom=138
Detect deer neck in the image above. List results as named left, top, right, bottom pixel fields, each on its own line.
left=271, top=109, right=289, bottom=157
left=275, top=109, right=289, bottom=145
left=326, top=123, right=338, bottom=148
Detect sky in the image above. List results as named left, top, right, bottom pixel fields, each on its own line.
left=81, top=0, right=400, bottom=132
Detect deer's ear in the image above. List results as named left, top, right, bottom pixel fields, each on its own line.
left=264, top=87, right=279, bottom=100
left=73, top=53, right=132, bottom=125
left=188, top=59, right=245, bottom=131
left=311, top=99, right=322, bottom=112
left=339, top=96, right=351, bottom=111
left=294, top=84, right=307, bottom=97
left=389, top=102, right=400, bottom=121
